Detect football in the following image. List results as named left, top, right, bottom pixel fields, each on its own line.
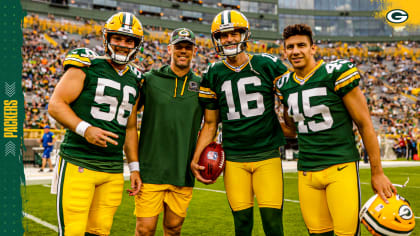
left=198, top=142, right=225, bottom=181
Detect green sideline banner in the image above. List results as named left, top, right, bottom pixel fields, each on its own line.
left=0, top=0, right=25, bottom=235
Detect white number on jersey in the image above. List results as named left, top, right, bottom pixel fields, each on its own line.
left=287, top=87, right=333, bottom=133
left=221, top=76, right=265, bottom=120
left=79, top=48, right=98, bottom=58
left=91, top=78, right=137, bottom=126
left=261, top=53, right=278, bottom=62
left=325, top=59, right=349, bottom=74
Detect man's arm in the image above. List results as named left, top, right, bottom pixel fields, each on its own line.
left=48, top=135, right=55, bottom=146
left=343, top=86, right=397, bottom=203
left=48, top=67, right=118, bottom=147
left=281, top=105, right=297, bottom=138
left=124, top=96, right=141, bottom=196
left=191, top=109, right=220, bottom=184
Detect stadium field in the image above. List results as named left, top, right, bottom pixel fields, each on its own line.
left=22, top=165, right=419, bottom=235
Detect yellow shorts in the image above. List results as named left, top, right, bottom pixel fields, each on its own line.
left=134, top=184, right=193, bottom=218
left=56, top=157, right=124, bottom=236
left=224, top=157, right=283, bottom=211
left=298, top=161, right=361, bottom=235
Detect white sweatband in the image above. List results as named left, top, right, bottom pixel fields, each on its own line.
left=128, top=162, right=140, bottom=172
left=75, top=121, right=92, bottom=137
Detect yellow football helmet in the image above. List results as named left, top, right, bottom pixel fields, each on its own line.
left=103, top=12, right=144, bottom=64
left=211, top=10, right=250, bottom=56
left=360, top=194, right=415, bottom=236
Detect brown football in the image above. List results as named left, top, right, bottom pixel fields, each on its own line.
left=198, top=142, right=225, bottom=181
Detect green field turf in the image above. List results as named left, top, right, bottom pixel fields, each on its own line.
left=21, top=166, right=419, bottom=235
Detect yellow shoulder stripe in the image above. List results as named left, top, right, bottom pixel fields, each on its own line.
left=334, top=73, right=360, bottom=91
left=199, top=86, right=217, bottom=99
left=64, top=54, right=91, bottom=67
left=335, top=67, right=358, bottom=83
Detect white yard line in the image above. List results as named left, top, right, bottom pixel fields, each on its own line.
left=194, top=187, right=419, bottom=218
left=194, top=187, right=226, bottom=193
left=23, top=212, right=58, bottom=232
left=195, top=188, right=300, bottom=203
left=42, top=184, right=51, bottom=188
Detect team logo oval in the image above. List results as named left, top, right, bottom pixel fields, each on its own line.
left=398, top=205, right=413, bottom=220
left=386, top=9, right=408, bottom=24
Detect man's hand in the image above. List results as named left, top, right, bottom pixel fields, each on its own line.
left=371, top=172, right=397, bottom=203
left=127, top=171, right=141, bottom=196
left=84, top=126, right=119, bottom=147
left=191, top=161, right=215, bottom=185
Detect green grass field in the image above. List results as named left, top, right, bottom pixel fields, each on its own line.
left=22, top=166, right=419, bottom=235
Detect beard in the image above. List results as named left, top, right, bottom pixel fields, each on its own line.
left=174, top=59, right=191, bottom=70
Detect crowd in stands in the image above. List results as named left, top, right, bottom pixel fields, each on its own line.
left=22, top=14, right=419, bottom=157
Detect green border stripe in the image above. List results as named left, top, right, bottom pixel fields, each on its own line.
left=0, top=0, right=25, bottom=235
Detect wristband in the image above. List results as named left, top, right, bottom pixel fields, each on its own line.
left=128, top=161, right=140, bottom=172
left=75, top=121, right=92, bottom=137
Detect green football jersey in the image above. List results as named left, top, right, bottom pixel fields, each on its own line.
left=59, top=48, right=141, bottom=173
left=276, top=59, right=361, bottom=171
left=138, top=65, right=203, bottom=187
left=199, top=54, right=288, bottom=160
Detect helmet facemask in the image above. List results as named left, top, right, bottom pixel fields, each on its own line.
left=211, top=10, right=251, bottom=57
left=212, top=28, right=250, bottom=57
left=102, top=12, right=144, bottom=64
left=104, top=33, right=143, bottom=64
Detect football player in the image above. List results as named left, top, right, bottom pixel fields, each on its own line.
left=191, top=10, right=293, bottom=236
left=48, top=12, right=143, bottom=236
left=276, top=24, right=396, bottom=235
left=134, top=28, right=203, bottom=236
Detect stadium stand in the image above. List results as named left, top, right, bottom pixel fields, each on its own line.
left=21, top=13, right=418, bottom=164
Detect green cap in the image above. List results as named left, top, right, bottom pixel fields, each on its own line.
left=170, top=28, right=196, bottom=45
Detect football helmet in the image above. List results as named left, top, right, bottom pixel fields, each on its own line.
left=211, top=10, right=250, bottom=57
left=360, top=194, right=415, bottom=236
left=103, top=12, right=144, bottom=64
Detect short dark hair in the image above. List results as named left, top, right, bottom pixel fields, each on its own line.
left=283, top=24, right=313, bottom=45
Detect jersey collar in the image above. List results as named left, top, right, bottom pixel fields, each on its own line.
left=222, top=54, right=254, bottom=72
left=107, top=60, right=130, bottom=77
left=114, top=66, right=130, bottom=76
left=293, top=60, right=324, bottom=85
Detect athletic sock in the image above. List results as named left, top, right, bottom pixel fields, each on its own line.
left=260, top=207, right=284, bottom=236
left=232, top=207, right=253, bottom=236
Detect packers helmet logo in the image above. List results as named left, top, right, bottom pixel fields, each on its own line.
left=399, top=205, right=413, bottom=220
left=178, top=29, right=190, bottom=37
left=386, top=9, right=408, bottom=24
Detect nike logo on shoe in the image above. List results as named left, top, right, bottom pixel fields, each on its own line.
left=337, top=165, right=348, bottom=171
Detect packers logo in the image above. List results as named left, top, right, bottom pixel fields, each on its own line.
left=178, top=29, right=190, bottom=37
left=386, top=9, right=408, bottom=23
left=399, top=205, right=413, bottom=220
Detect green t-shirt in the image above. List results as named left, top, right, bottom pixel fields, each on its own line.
left=199, top=53, right=288, bottom=161
left=276, top=59, right=361, bottom=171
left=138, top=65, right=203, bottom=187
left=59, top=48, right=141, bottom=173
